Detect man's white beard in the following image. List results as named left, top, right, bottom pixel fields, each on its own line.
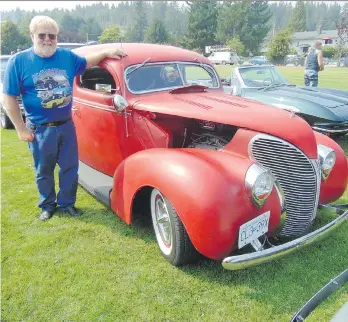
left=34, top=43, right=56, bottom=57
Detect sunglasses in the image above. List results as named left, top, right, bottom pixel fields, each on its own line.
left=37, top=33, right=57, bottom=40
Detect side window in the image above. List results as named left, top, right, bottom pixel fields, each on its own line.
left=79, top=67, right=117, bottom=94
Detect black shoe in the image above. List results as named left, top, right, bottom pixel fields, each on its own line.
left=65, top=206, right=81, bottom=217
left=39, top=210, right=54, bottom=221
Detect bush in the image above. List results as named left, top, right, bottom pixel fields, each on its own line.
left=322, top=46, right=336, bottom=58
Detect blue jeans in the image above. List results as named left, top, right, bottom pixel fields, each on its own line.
left=26, top=119, right=79, bottom=212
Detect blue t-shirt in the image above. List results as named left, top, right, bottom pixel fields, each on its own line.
left=3, top=47, right=87, bottom=124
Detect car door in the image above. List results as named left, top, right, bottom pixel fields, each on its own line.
left=72, top=63, right=130, bottom=176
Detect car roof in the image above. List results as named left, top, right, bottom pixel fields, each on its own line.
left=73, top=43, right=212, bottom=66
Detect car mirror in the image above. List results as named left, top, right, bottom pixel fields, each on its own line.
left=112, top=94, right=129, bottom=113
left=96, top=83, right=112, bottom=93
left=256, top=70, right=266, bottom=75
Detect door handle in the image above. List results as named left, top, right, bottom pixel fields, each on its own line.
left=72, top=105, right=78, bottom=111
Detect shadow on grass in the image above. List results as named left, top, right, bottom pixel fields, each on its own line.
left=56, top=200, right=348, bottom=317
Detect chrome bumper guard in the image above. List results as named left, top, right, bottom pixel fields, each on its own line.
left=222, top=208, right=348, bottom=271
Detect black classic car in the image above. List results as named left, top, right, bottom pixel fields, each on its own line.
left=223, top=65, right=348, bottom=137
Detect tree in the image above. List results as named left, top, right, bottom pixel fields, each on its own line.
left=98, top=25, right=121, bottom=44
left=144, top=19, right=170, bottom=44
left=266, top=28, right=293, bottom=64
left=289, top=1, right=306, bottom=32
left=1, top=21, right=27, bottom=54
left=226, top=37, right=244, bottom=55
left=322, top=46, right=336, bottom=59
left=336, top=3, right=348, bottom=66
left=216, top=2, right=248, bottom=44
left=126, top=1, right=148, bottom=42
left=181, top=1, right=217, bottom=52
left=241, top=1, right=272, bottom=55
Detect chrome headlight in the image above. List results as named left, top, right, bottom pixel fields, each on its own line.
left=317, top=144, right=336, bottom=180
left=245, top=164, right=274, bottom=207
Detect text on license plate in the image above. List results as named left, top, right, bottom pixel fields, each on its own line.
left=238, top=211, right=270, bottom=249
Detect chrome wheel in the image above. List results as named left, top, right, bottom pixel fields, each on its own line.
left=151, top=189, right=173, bottom=255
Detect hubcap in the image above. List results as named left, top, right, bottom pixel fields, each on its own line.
left=151, top=189, right=173, bottom=255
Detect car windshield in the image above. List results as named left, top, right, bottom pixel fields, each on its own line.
left=239, top=66, right=289, bottom=88
left=125, top=62, right=219, bottom=93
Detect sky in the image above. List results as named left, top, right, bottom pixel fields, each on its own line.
left=0, top=1, right=114, bottom=12
left=0, top=0, right=346, bottom=12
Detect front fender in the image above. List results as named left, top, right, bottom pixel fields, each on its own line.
left=110, top=148, right=281, bottom=260
left=314, top=132, right=348, bottom=204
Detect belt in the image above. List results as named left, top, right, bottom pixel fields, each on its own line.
left=41, top=119, right=70, bottom=127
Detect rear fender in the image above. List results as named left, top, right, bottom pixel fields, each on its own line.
left=314, top=132, right=348, bottom=204
left=110, top=148, right=281, bottom=259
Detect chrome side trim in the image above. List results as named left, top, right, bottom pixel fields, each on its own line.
left=312, top=126, right=348, bottom=134
left=290, top=269, right=348, bottom=322
left=73, top=99, right=117, bottom=113
left=222, top=210, right=348, bottom=270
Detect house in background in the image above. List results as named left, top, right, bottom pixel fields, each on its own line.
left=291, top=27, right=338, bottom=54
left=260, top=27, right=338, bottom=55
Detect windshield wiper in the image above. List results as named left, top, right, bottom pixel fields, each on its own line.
left=259, top=83, right=295, bottom=91
left=126, top=57, right=151, bottom=76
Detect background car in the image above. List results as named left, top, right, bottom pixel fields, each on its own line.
left=208, top=51, right=239, bottom=65
left=285, top=54, right=305, bottom=66
left=223, top=64, right=348, bottom=137
left=249, top=55, right=269, bottom=65
left=0, top=55, right=25, bottom=129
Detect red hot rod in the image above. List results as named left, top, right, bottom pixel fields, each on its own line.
left=72, top=43, right=348, bottom=270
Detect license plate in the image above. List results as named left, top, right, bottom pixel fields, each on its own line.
left=238, top=211, right=270, bottom=249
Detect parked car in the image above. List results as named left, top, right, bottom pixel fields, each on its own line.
left=72, top=43, right=348, bottom=270
left=208, top=51, right=239, bottom=65
left=0, top=55, right=25, bottom=129
left=285, top=54, right=305, bottom=66
left=249, top=55, right=269, bottom=65
left=222, top=64, right=348, bottom=137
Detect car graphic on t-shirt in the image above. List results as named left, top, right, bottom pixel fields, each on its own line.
left=36, top=76, right=59, bottom=90
left=52, top=84, right=72, bottom=97
left=42, top=96, right=67, bottom=108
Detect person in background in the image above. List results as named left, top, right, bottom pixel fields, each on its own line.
left=2, top=15, right=126, bottom=221
left=304, top=40, right=324, bottom=87
left=10, top=51, right=15, bottom=55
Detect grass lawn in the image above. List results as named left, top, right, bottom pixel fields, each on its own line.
left=1, top=67, right=348, bottom=321
left=214, top=65, right=348, bottom=90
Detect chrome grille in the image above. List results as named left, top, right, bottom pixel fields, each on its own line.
left=249, top=134, right=320, bottom=238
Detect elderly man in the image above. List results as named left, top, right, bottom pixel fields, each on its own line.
left=304, top=40, right=324, bottom=87
left=3, top=15, right=126, bottom=221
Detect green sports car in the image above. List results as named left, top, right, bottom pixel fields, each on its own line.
left=223, top=65, right=348, bottom=137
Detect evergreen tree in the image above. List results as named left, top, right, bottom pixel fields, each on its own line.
left=289, top=1, right=306, bottom=32
left=144, top=19, right=170, bottom=44
left=242, top=1, right=272, bottom=55
left=181, top=1, right=217, bottom=52
left=127, top=1, right=148, bottom=42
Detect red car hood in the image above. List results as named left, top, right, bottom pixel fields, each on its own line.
left=130, top=91, right=317, bottom=158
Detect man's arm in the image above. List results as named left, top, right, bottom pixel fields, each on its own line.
left=85, top=48, right=127, bottom=69
left=3, top=94, right=34, bottom=142
left=318, top=51, right=324, bottom=71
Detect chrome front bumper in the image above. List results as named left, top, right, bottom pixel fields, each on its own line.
left=222, top=209, right=348, bottom=270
